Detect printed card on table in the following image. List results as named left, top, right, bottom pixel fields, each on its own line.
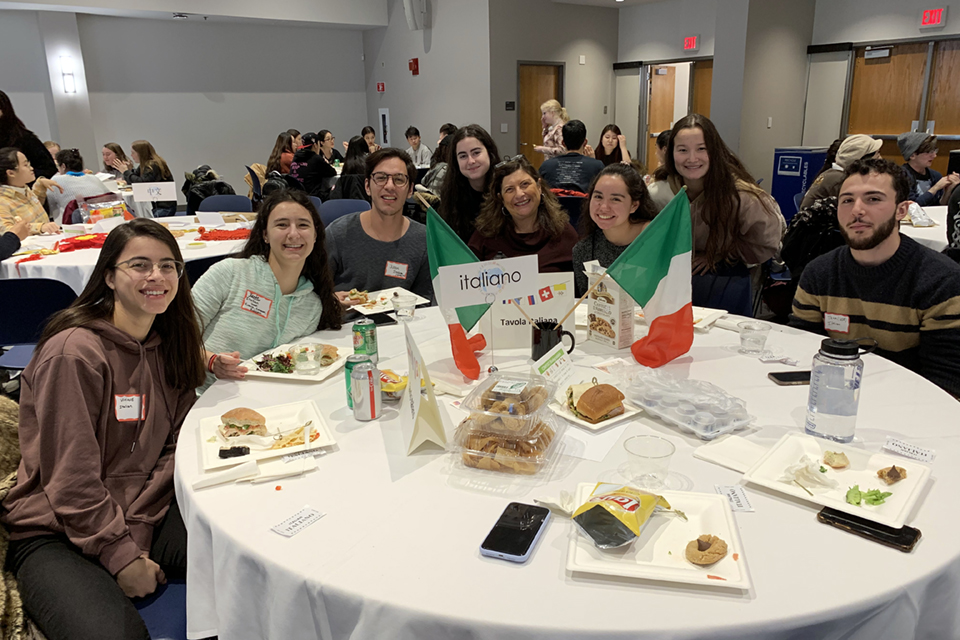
left=479, top=272, right=575, bottom=349
left=399, top=323, right=450, bottom=455
left=131, top=182, right=177, bottom=202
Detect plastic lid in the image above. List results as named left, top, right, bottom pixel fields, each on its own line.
left=819, top=338, right=860, bottom=357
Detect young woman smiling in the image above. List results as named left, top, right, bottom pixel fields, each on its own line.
left=572, top=164, right=658, bottom=296
left=192, top=190, right=341, bottom=393
left=439, top=124, right=501, bottom=243
left=469, top=156, right=577, bottom=273
left=647, top=114, right=783, bottom=315
left=3, top=219, right=206, bottom=640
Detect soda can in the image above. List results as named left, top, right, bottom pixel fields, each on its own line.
left=352, top=318, right=379, bottom=364
left=351, top=363, right=382, bottom=421
left=344, top=354, right=371, bottom=409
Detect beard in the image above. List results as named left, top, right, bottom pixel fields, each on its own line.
left=840, top=214, right=898, bottom=251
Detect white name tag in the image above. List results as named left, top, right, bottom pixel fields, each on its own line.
left=115, top=394, right=145, bottom=422
left=241, top=290, right=273, bottom=319
left=824, top=312, right=850, bottom=334
left=271, top=506, right=325, bottom=538
left=385, top=261, right=409, bottom=280
left=883, top=437, right=935, bottom=463
left=715, top=485, right=754, bottom=512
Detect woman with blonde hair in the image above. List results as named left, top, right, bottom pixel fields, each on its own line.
left=534, top=99, right=569, bottom=160
left=469, top=156, right=578, bottom=272
left=111, top=140, right=177, bottom=216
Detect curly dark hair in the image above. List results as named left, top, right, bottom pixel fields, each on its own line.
left=843, top=157, right=910, bottom=204
left=578, top=163, right=657, bottom=238
left=474, top=156, right=568, bottom=239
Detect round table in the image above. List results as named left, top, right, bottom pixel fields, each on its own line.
left=0, top=223, right=246, bottom=295
left=175, top=308, right=960, bottom=640
left=902, top=205, right=948, bottom=252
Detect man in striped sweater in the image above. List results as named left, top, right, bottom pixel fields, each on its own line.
left=790, top=158, right=960, bottom=397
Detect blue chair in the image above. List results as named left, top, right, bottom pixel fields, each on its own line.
left=793, top=192, right=804, bottom=213
left=0, top=278, right=77, bottom=370
left=185, top=255, right=231, bottom=285
left=198, top=195, right=252, bottom=213
left=319, top=199, right=370, bottom=228
left=134, top=578, right=188, bottom=640
left=308, top=196, right=323, bottom=213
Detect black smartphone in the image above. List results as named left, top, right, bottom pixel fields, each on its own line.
left=367, top=312, right=398, bottom=326
left=480, top=502, right=551, bottom=563
left=817, top=507, right=921, bottom=552
left=768, top=370, right=811, bottom=386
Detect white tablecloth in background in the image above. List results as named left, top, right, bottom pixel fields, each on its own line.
left=903, top=205, right=948, bottom=252
left=175, top=307, right=960, bottom=640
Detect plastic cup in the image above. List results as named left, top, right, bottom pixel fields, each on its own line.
left=293, top=344, right=321, bottom=375
left=738, top=321, right=771, bottom=355
left=623, top=435, right=675, bottom=490
left=392, top=295, right=417, bottom=322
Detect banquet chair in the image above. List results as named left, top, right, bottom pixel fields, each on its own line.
left=185, top=255, right=230, bottom=285
left=134, top=578, right=188, bottom=640
left=308, top=196, right=323, bottom=213
left=0, top=278, right=77, bottom=370
left=198, top=194, right=253, bottom=213
left=319, top=199, right=370, bottom=228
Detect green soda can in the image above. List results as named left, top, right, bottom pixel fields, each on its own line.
left=345, top=354, right=371, bottom=409
left=352, top=318, right=379, bottom=364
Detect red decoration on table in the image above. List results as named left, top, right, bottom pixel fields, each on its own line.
left=197, top=228, right=250, bottom=242
left=56, top=233, right=108, bottom=253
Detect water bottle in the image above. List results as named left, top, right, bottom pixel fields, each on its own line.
left=804, top=339, right=870, bottom=443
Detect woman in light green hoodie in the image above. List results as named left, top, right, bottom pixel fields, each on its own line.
left=192, top=190, right=342, bottom=392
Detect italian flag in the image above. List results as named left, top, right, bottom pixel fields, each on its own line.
left=606, top=188, right=694, bottom=367
left=426, top=207, right=489, bottom=379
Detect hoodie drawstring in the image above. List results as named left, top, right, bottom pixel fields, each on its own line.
left=131, top=341, right=147, bottom=452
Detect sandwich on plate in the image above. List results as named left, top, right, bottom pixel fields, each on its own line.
left=219, top=407, right=268, bottom=438
left=566, top=383, right=625, bottom=424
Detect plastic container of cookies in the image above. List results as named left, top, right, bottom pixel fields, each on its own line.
left=460, top=373, right=556, bottom=437
left=453, top=412, right=564, bottom=476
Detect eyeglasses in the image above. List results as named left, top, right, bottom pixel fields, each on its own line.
left=370, top=172, right=409, bottom=187
left=495, top=155, right=524, bottom=169
left=114, top=259, right=184, bottom=278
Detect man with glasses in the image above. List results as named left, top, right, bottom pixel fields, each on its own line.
left=325, top=148, right=434, bottom=307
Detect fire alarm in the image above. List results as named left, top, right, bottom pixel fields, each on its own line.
left=408, top=58, right=419, bottom=76
left=376, top=82, right=385, bottom=93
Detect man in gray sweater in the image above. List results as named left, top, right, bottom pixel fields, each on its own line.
left=326, top=148, right=434, bottom=305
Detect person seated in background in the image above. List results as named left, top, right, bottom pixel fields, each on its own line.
left=101, top=143, right=130, bottom=180
left=290, top=133, right=337, bottom=199
left=43, top=140, right=60, bottom=160
left=791, top=158, right=960, bottom=397
left=266, top=132, right=296, bottom=175
left=648, top=114, right=783, bottom=316
left=438, top=122, right=457, bottom=146
left=326, top=148, right=433, bottom=305
left=469, top=156, right=578, bottom=273
left=642, top=130, right=671, bottom=184
left=404, top=126, right=432, bottom=167
left=361, top=126, right=381, bottom=154
left=0, top=216, right=29, bottom=261
left=898, top=132, right=959, bottom=207
left=439, top=124, right=501, bottom=243
left=286, top=128, right=302, bottom=151
left=47, top=148, right=111, bottom=223
left=594, top=124, right=633, bottom=167
left=327, top=136, right=370, bottom=201
left=800, top=134, right=881, bottom=209
left=111, top=140, right=177, bottom=217
left=421, top=136, right=450, bottom=194
left=317, top=129, right=343, bottom=165
left=572, top=164, right=657, bottom=296
left=2, top=219, right=206, bottom=640
left=0, top=147, right=61, bottom=235
left=192, top=190, right=342, bottom=393
left=539, top=120, right=604, bottom=194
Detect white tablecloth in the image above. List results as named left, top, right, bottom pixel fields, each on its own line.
left=0, top=223, right=245, bottom=295
left=175, top=308, right=960, bottom=640
left=903, top=206, right=948, bottom=252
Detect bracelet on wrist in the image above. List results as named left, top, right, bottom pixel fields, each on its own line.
left=207, top=353, right=218, bottom=373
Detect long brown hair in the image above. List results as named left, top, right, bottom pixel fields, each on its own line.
left=266, top=132, right=295, bottom=174
left=659, top=114, right=777, bottom=267
left=38, top=219, right=206, bottom=390
left=594, top=124, right=624, bottom=166
left=439, top=124, right=501, bottom=240
left=102, top=142, right=130, bottom=173
left=579, top=163, right=657, bottom=238
left=131, top=140, right=172, bottom=181
left=475, top=156, right=568, bottom=239
left=238, top=190, right=342, bottom=332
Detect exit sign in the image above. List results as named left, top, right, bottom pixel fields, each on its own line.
left=683, top=35, right=700, bottom=52
left=920, top=7, right=947, bottom=29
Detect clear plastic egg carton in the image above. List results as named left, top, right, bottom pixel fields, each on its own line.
left=616, top=365, right=754, bottom=440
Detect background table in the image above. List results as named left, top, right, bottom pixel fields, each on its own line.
left=902, top=205, right=948, bottom=252
left=175, top=308, right=960, bottom=640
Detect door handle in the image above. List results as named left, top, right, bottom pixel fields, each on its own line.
left=520, top=142, right=529, bottom=146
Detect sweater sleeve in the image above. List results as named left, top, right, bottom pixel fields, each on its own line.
left=0, top=231, right=21, bottom=261
left=735, top=191, right=784, bottom=265
left=789, top=266, right=827, bottom=336
left=917, top=287, right=960, bottom=397
left=29, top=354, right=144, bottom=575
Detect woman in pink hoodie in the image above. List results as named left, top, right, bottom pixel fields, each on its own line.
left=2, top=218, right=206, bottom=640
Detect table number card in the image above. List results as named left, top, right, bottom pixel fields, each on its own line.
left=131, top=182, right=177, bottom=202
left=271, top=506, right=325, bottom=538
left=883, top=437, right=936, bottom=463
left=400, top=323, right=449, bottom=455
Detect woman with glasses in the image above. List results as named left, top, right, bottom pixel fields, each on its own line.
left=468, top=155, right=578, bottom=272
left=439, top=124, right=501, bottom=243
left=192, top=190, right=342, bottom=393
left=2, top=219, right=206, bottom=640
left=0, top=146, right=62, bottom=236
left=317, top=129, right=344, bottom=165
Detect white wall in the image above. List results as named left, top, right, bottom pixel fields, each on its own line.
left=0, top=11, right=55, bottom=141
left=709, top=0, right=749, bottom=151
left=363, top=0, right=490, bottom=151
left=489, top=0, right=619, bottom=157
left=813, top=0, right=960, bottom=44
left=614, top=68, right=641, bottom=159
left=77, top=14, right=368, bottom=200
left=618, top=0, right=716, bottom=62
left=672, top=62, right=691, bottom=125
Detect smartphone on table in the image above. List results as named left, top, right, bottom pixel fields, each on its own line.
left=817, top=507, right=921, bottom=552
left=480, top=502, right=551, bottom=563
left=768, top=370, right=811, bottom=386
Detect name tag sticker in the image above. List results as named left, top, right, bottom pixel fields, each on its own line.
left=824, top=312, right=850, bottom=334
left=883, top=437, right=935, bottom=463
left=115, top=395, right=145, bottom=422
left=385, top=261, right=409, bottom=279
left=241, top=290, right=273, bottom=319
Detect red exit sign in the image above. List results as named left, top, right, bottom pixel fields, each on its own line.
left=683, top=35, right=700, bottom=52
left=920, top=7, right=947, bottom=29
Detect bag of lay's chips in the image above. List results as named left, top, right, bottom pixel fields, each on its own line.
left=572, top=482, right=671, bottom=549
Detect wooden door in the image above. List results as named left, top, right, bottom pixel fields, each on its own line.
left=646, top=66, right=675, bottom=172
left=519, top=64, right=561, bottom=169
left=925, top=40, right=960, bottom=176
left=848, top=43, right=929, bottom=161
left=691, top=59, right=713, bottom=118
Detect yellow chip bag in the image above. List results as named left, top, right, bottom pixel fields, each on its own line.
left=572, top=482, right=671, bottom=549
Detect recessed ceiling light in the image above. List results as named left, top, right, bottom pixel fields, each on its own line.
left=173, top=13, right=188, bottom=19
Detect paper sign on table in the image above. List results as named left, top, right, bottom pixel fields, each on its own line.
left=196, top=212, right=227, bottom=227
left=436, top=254, right=539, bottom=309
left=479, top=272, right=575, bottom=349
left=91, top=216, right=126, bottom=234
left=532, top=344, right=575, bottom=396
left=399, top=322, right=449, bottom=455
left=132, top=182, right=177, bottom=202
left=883, top=437, right=936, bottom=463
left=270, top=506, right=325, bottom=538
left=715, top=485, right=754, bottom=512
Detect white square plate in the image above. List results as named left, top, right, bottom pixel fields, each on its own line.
left=742, top=432, right=931, bottom=528
left=242, top=341, right=347, bottom=382
left=566, top=483, right=751, bottom=590
left=198, top=400, right=336, bottom=471
left=351, top=287, right=430, bottom=315
left=552, top=399, right=642, bottom=432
